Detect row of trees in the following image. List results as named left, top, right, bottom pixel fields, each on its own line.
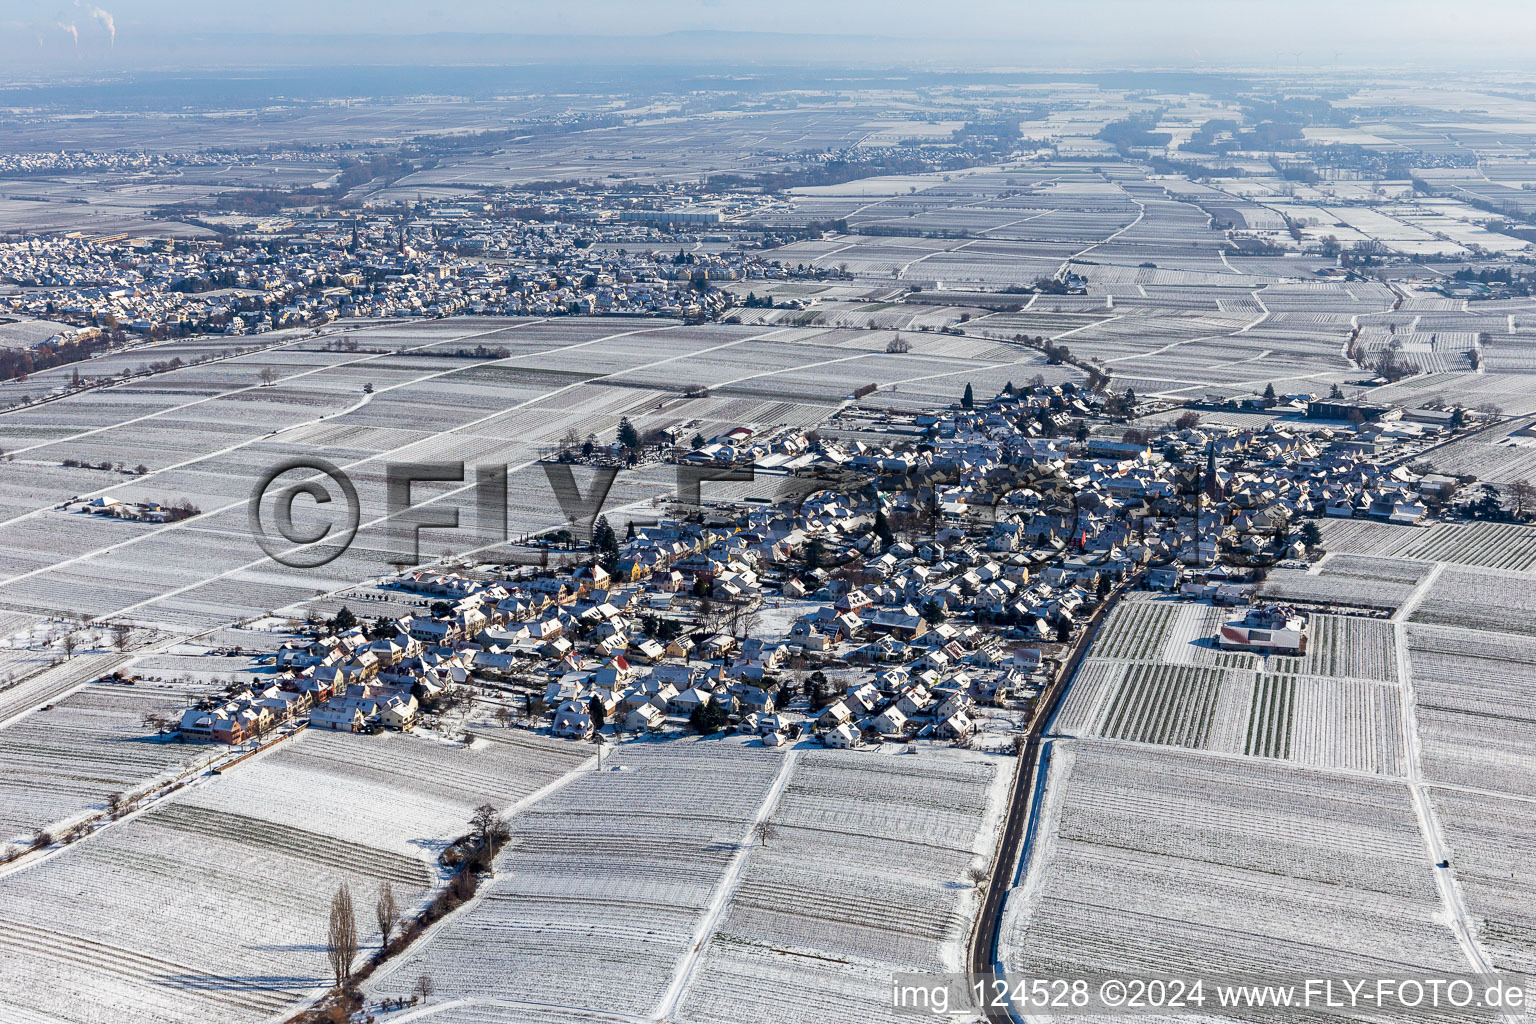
left=0, top=332, right=113, bottom=383
left=321, top=802, right=512, bottom=1014
left=54, top=620, right=133, bottom=662
left=1462, top=478, right=1536, bottom=520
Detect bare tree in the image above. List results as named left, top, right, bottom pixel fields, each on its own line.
left=413, top=974, right=436, bottom=1003
left=468, top=803, right=510, bottom=875
left=326, top=881, right=358, bottom=988
left=258, top=367, right=278, bottom=386
left=1511, top=479, right=1536, bottom=519
left=727, top=602, right=761, bottom=640
left=59, top=632, right=78, bottom=660
left=375, top=881, right=398, bottom=948
left=111, top=623, right=132, bottom=653
left=751, top=820, right=779, bottom=848
left=1368, top=348, right=1411, bottom=383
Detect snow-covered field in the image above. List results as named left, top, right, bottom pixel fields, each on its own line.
left=1409, top=566, right=1536, bottom=635
left=0, top=681, right=216, bottom=847
left=1430, top=789, right=1536, bottom=975
left=0, top=651, right=125, bottom=726
left=361, top=739, right=1010, bottom=1024
left=1259, top=555, right=1434, bottom=612
left=676, top=748, right=1009, bottom=1024
left=366, top=736, right=788, bottom=1018
left=1023, top=527, right=1536, bottom=1021
left=0, top=727, right=591, bottom=1024
left=1407, top=623, right=1536, bottom=796
left=1001, top=742, right=1473, bottom=1021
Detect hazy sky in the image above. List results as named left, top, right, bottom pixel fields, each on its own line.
left=3, top=0, right=1534, bottom=68
left=0, top=0, right=1523, bottom=37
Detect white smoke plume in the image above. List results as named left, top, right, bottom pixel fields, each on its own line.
left=80, top=4, right=115, bottom=46
left=90, top=6, right=114, bottom=45
left=56, top=20, right=79, bottom=47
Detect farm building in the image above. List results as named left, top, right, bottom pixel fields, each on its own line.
left=1305, top=399, right=1399, bottom=423
left=1217, top=605, right=1307, bottom=655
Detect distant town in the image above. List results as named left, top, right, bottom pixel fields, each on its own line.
left=0, top=188, right=831, bottom=384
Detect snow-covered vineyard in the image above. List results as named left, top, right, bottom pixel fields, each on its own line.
left=1002, top=743, right=1477, bottom=1007
left=674, top=750, right=1008, bottom=1024
left=0, top=723, right=1009, bottom=1024
left=0, top=729, right=593, bottom=1024
left=1057, top=596, right=1403, bottom=773
left=367, top=739, right=792, bottom=1017
left=364, top=742, right=1009, bottom=1024
left=999, top=528, right=1536, bottom=1023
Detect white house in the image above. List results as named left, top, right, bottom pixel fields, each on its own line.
left=822, top=722, right=860, bottom=748
left=670, top=686, right=714, bottom=714
left=872, top=705, right=909, bottom=735
left=311, top=704, right=365, bottom=732
left=552, top=702, right=595, bottom=739
left=936, top=709, right=975, bottom=740
left=623, top=704, right=665, bottom=732
left=816, top=699, right=854, bottom=730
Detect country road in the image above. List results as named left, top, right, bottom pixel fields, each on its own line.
left=967, top=574, right=1139, bottom=1024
